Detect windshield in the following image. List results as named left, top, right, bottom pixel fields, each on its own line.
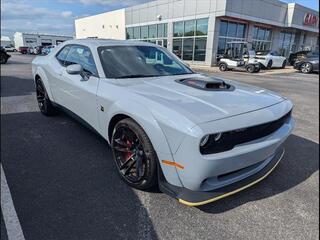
left=256, top=51, right=270, bottom=55
left=98, top=45, right=193, bottom=78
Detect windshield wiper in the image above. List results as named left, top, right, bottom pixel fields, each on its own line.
left=116, top=74, right=159, bottom=79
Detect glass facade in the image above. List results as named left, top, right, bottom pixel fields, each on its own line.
left=126, top=23, right=168, bottom=47
left=126, top=24, right=167, bottom=40
left=172, top=18, right=208, bottom=61
left=252, top=26, right=272, bottom=51
left=278, top=31, right=296, bottom=57
left=217, top=20, right=246, bottom=55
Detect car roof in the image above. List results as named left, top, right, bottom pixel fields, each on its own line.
left=61, top=38, right=158, bottom=48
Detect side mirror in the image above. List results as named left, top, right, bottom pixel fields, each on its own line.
left=66, top=64, right=83, bottom=75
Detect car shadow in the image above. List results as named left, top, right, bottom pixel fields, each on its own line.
left=197, top=134, right=319, bottom=213
left=1, top=111, right=159, bottom=240
left=0, top=76, right=35, bottom=97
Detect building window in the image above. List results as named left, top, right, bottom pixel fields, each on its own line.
left=148, top=25, right=157, bottom=38
left=126, top=27, right=134, bottom=39
left=172, top=18, right=208, bottom=61
left=173, top=21, right=184, bottom=37
left=194, top=38, right=207, bottom=61
left=278, top=31, right=295, bottom=57
left=196, top=18, right=208, bottom=36
left=133, top=27, right=141, bottom=39
left=141, top=26, right=148, bottom=39
left=157, top=23, right=168, bottom=38
left=173, top=39, right=182, bottom=59
left=184, top=20, right=195, bottom=36
left=217, top=20, right=247, bottom=55
left=126, top=23, right=168, bottom=48
left=252, top=26, right=272, bottom=51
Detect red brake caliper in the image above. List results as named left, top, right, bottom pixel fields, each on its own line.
left=124, top=140, right=133, bottom=160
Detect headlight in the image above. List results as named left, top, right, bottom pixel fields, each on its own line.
left=200, top=135, right=210, bottom=147
left=212, top=132, right=222, bottom=141
left=200, top=133, right=222, bottom=147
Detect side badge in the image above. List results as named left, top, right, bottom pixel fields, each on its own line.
left=100, top=105, right=104, bottom=112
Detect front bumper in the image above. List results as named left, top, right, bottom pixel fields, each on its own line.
left=293, top=62, right=302, bottom=70
left=159, top=147, right=285, bottom=206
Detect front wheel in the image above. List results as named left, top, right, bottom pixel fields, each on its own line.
left=0, top=54, right=8, bottom=64
left=111, top=118, right=157, bottom=190
left=246, top=64, right=255, bottom=73
left=35, top=78, right=58, bottom=116
left=300, top=62, right=313, bottom=73
left=219, top=63, right=228, bottom=71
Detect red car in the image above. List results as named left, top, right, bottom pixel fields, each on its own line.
left=19, top=46, right=29, bottom=54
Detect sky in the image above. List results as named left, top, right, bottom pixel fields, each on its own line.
left=1, top=0, right=319, bottom=38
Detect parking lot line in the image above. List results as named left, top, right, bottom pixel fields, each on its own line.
left=1, top=165, right=26, bottom=240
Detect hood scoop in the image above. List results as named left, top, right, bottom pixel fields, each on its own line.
left=176, top=76, right=235, bottom=91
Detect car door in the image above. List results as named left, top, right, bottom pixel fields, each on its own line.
left=56, top=45, right=100, bottom=131
left=270, top=51, right=282, bottom=67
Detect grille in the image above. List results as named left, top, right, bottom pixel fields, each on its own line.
left=200, top=110, right=292, bottom=155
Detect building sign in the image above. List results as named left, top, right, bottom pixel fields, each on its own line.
left=303, top=13, right=319, bottom=26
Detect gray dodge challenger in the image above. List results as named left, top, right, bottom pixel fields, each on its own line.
left=32, top=39, right=294, bottom=206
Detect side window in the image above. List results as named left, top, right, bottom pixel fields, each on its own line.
left=56, top=46, right=71, bottom=66
left=64, top=45, right=98, bottom=76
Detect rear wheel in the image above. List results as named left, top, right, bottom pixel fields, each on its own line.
left=300, top=62, right=313, bottom=73
left=35, top=78, right=57, bottom=116
left=281, top=60, right=287, bottom=69
left=111, top=118, right=157, bottom=190
left=219, top=63, right=228, bottom=71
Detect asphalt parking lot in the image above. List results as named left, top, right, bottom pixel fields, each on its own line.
left=1, top=53, right=319, bottom=240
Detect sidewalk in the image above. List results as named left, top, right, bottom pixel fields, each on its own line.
left=190, top=65, right=297, bottom=75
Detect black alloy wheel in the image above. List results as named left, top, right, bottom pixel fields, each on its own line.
left=246, top=64, right=255, bottom=73
left=35, top=78, right=57, bottom=116
left=111, top=119, right=157, bottom=190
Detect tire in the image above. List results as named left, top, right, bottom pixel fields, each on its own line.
left=254, top=67, right=261, bottom=73
left=111, top=118, right=157, bottom=190
left=35, top=78, right=58, bottom=116
left=266, top=60, right=273, bottom=69
left=281, top=60, right=287, bottom=69
left=0, top=54, right=7, bottom=64
left=300, top=62, right=313, bottom=74
left=219, top=63, right=228, bottom=71
left=246, top=64, right=255, bottom=73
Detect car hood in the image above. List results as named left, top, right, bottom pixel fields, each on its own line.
left=116, top=74, right=285, bottom=124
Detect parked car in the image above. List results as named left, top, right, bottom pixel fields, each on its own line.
left=294, top=51, right=319, bottom=73
left=31, top=46, right=42, bottom=55
left=32, top=39, right=294, bottom=206
left=0, top=46, right=11, bottom=64
left=19, top=46, right=29, bottom=54
left=3, top=45, right=16, bottom=52
left=28, top=47, right=35, bottom=54
left=288, top=50, right=310, bottom=66
left=42, top=45, right=56, bottom=55
left=255, top=50, right=287, bottom=69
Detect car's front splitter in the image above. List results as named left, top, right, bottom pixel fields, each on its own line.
left=159, top=148, right=285, bottom=207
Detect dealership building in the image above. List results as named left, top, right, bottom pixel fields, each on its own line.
left=75, top=0, right=319, bottom=66
left=13, top=32, right=73, bottom=49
